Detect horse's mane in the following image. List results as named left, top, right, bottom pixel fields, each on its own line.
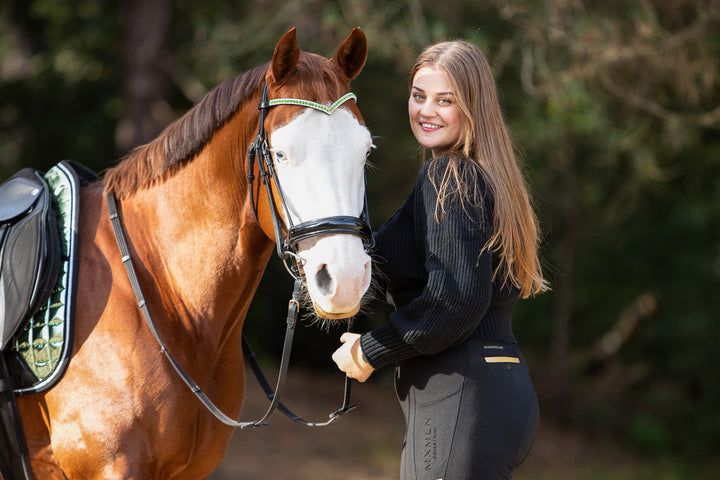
left=104, top=53, right=348, bottom=199
left=104, top=63, right=269, bottom=198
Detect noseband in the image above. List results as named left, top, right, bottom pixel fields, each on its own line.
left=246, top=83, right=374, bottom=272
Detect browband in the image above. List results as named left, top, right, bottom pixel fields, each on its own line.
left=267, top=93, right=357, bottom=115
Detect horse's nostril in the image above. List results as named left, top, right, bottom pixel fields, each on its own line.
left=315, top=264, right=334, bottom=296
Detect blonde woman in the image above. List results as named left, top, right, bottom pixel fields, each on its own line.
left=333, top=40, right=548, bottom=479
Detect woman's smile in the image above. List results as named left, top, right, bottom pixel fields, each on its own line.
left=420, top=122, right=442, bottom=131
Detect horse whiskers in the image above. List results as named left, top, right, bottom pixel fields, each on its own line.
left=297, top=265, right=388, bottom=333
left=302, top=315, right=339, bottom=333
left=296, top=286, right=343, bottom=332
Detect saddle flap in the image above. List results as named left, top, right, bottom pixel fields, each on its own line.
left=0, top=168, right=60, bottom=351
left=0, top=176, right=43, bottom=223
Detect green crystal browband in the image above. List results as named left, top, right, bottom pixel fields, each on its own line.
left=268, top=92, right=357, bottom=115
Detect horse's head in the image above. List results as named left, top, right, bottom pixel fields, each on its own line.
left=253, top=28, right=373, bottom=320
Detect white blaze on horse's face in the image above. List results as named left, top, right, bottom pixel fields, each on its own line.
left=270, top=107, right=373, bottom=319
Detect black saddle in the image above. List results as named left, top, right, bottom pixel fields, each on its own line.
left=0, top=167, right=61, bottom=480
left=0, top=161, right=98, bottom=480
left=0, top=169, right=61, bottom=350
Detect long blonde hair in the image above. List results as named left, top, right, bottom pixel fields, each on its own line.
left=410, top=40, right=548, bottom=297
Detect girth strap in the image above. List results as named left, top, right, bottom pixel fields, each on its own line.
left=0, top=353, right=34, bottom=480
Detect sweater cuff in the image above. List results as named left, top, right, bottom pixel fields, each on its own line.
left=360, top=323, right=419, bottom=369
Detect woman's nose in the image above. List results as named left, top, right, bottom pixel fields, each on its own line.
left=419, top=101, right=435, bottom=117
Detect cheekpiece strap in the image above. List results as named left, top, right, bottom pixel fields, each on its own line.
left=268, top=92, right=357, bottom=115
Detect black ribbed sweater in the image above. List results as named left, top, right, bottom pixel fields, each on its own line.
left=360, top=157, right=520, bottom=369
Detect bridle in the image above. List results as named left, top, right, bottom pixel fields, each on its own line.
left=239, top=82, right=375, bottom=426
left=107, top=81, right=374, bottom=429
left=246, top=82, right=374, bottom=274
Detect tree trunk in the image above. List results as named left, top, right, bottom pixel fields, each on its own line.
left=547, top=141, right=579, bottom=421
left=116, top=0, right=173, bottom=153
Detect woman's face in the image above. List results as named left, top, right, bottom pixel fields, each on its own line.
left=408, top=66, right=463, bottom=158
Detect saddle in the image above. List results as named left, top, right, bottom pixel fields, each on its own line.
left=0, top=168, right=61, bottom=350
left=0, top=160, right=97, bottom=480
left=1, top=161, right=98, bottom=393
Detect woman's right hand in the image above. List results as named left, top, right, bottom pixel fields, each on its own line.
left=332, top=332, right=374, bottom=382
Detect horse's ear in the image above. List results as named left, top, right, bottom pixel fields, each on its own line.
left=271, top=28, right=301, bottom=83
left=333, top=27, right=367, bottom=80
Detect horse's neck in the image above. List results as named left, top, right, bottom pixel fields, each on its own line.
left=118, top=149, right=274, bottom=347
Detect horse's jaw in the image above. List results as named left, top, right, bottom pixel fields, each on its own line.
left=298, top=234, right=371, bottom=320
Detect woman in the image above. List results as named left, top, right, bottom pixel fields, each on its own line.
left=332, top=39, right=548, bottom=479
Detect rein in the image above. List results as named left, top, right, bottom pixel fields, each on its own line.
left=106, top=83, right=373, bottom=429
left=107, top=194, right=355, bottom=428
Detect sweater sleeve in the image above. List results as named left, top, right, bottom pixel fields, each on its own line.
left=361, top=160, right=494, bottom=369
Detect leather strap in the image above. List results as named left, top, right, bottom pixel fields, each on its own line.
left=0, top=353, right=34, bottom=479
left=242, top=315, right=356, bottom=427
left=107, top=192, right=354, bottom=428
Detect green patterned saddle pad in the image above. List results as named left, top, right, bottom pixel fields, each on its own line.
left=9, top=160, right=97, bottom=395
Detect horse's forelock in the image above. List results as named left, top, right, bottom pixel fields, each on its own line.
left=277, top=52, right=347, bottom=104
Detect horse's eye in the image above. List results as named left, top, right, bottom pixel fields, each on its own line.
left=273, top=150, right=288, bottom=163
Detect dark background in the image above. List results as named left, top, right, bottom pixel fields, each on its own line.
left=2, top=0, right=719, bottom=475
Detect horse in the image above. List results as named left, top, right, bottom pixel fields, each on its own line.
left=14, top=27, right=373, bottom=478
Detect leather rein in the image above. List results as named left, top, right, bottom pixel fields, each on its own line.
left=106, top=83, right=372, bottom=429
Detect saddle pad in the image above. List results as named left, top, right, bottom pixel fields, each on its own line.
left=11, top=161, right=82, bottom=395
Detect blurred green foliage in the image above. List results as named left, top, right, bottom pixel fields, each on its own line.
left=1, top=0, right=718, bottom=463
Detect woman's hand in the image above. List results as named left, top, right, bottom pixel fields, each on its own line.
left=332, top=332, right=374, bottom=382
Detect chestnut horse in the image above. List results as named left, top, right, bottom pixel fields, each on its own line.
left=15, top=28, right=372, bottom=478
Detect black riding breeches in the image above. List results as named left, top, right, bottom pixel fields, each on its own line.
left=395, top=339, right=538, bottom=480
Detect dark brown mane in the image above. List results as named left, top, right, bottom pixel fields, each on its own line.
left=104, top=63, right=269, bottom=198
